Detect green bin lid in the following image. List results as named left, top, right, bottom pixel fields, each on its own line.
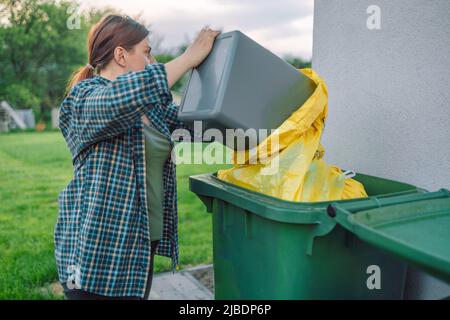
left=329, top=189, right=450, bottom=283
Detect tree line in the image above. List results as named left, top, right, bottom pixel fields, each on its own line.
left=0, top=0, right=310, bottom=125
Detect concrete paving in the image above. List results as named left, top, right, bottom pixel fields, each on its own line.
left=149, top=264, right=214, bottom=300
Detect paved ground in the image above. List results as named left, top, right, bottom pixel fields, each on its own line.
left=149, top=264, right=214, bottom=300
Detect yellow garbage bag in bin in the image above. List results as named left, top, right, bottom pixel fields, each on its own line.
left=217, top=68, right=368, bottom=202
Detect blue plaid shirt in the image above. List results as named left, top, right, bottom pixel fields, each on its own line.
left=55, top=63, right=189, bottom=298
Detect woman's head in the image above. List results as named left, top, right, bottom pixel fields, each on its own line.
left=66, top=14, right=154, bottom=92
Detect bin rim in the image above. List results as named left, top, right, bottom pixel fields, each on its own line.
left=189, top=171, right=426, bottom=226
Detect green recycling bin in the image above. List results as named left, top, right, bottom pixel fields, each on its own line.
left=189, top=172, right=450, bottom=299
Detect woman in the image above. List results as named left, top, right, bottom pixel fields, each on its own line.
left=55, top=14, right=220, bottom=300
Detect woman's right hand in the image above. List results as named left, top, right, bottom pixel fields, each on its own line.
left=182, top=27, right=221, bottom=68
left=165, top=27, right=221, bottom=88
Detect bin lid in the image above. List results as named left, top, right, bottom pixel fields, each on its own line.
left=329, top=190, right=450, bottom=283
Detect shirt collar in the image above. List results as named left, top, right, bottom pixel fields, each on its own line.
left=94, top=75, right=112, bottom=85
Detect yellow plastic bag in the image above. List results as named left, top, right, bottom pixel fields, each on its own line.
left=217, top=68, right=368, bottom=202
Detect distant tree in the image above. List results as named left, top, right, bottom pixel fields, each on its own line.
left=284, top=55, right=311, bottom=69
left=1, top=1, right=308, bottom=122
left=0, top=0, right=191, bottom=121
left=0, top=0, right=112, bottom=122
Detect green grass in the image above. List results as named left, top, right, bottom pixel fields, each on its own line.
left=0, top=131, right=231, bottom=299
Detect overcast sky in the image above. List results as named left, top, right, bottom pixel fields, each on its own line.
left=77, top=0, right=314, bottom=60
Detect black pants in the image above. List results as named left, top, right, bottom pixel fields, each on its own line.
left=62, top=240, right=160, bottom=300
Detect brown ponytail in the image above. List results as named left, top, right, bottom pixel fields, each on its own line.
left=65, top=14, right=150, bottom=94
left=66, top=65, right=95, bottom=94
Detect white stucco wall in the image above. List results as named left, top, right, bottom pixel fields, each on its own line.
left=312, top=0, right=450, bottom=299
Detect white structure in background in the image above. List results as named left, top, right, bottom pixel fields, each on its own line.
left=312, top=0, right=450, bottom=299
left=14, top=109, right=35, bottom=129
left=0, top=105, right=9, bottom=132
left=0, top=101, right=35, bottom=132
left=51, top=108, right=60, bottom=129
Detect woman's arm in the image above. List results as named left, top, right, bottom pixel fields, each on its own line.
left=164, top=54, right=192, bottom=89
left=72, top=28, right=220, bottom=148
left=165, top=28, right=221, bottom=88
left=74, top=63, right=171, bottom=147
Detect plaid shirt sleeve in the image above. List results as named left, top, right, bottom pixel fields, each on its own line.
left=73, top=63, right=172, bottom=147
left=161, top=101, right=204, bottom=142
left=162, top=101, right=193, bottom=133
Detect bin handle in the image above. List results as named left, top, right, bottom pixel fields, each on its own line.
left=198, top=195, right=213, bottom=213
left=342, top=170, right=356, bottom=179
left=327, top=188, right=450, bottom=219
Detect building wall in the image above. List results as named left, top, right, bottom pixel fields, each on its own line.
left=312, top=0, right=450, bottom=299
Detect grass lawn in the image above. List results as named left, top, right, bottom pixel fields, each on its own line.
left=0, top=131, right=231, bottom=299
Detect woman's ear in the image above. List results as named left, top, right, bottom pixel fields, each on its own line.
left=113, top=46, right=127, bottom=68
